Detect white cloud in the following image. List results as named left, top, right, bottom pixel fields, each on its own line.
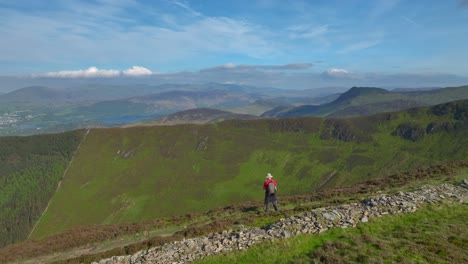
left=326, top=68, right=350, bottom=74
left=42, top=67, right=120, bottom=78
left=3, top=65, right=468, bottom=92
left=123, top=66, right=154, bottom=76
left=322, top=68, right=354, bottom=78
left=39, top=66, right=154, bottom=78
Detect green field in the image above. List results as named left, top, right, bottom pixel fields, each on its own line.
left=29, top=100, right=468, bottom=239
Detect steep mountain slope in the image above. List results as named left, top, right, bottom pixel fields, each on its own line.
left=0, top=131, right=84, bottom=247
left=132, top=108, right=258, bottom=126
left=263, top=85, right=468, bottom=118
left=29, top=100, right=468, bottom=239
left=1, top=159, right=466, bottom=263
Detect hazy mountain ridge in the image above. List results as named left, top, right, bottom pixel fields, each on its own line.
left=263, top=85, right=468, bottom=118
left=0, top=83, right=344, bottom=136
left=0, top=86, right=66, bottom=103
left=0, top=83, right=284, bottom=105
left=1, top=84, right=467, bottom=137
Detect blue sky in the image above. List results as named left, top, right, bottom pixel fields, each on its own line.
left=0, top=0, right=467, bottom=90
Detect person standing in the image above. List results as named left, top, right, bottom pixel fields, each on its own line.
left=263, top=173, right=278, bottom=213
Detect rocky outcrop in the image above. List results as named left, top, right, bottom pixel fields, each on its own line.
left=391, top=122, right=425, bottom=141
left=94, top=182, right=466, bottom=264
left=320, top=119, right=373, bottom=142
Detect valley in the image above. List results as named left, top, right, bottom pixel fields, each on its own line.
left=1, top=85, right=467, bottom=136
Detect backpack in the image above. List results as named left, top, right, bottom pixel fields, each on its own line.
left=267, top=181, right=276, bottom=195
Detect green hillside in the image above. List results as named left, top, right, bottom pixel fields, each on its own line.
left=0, top=131, right=83, bottom=247
left=29, top=100, right=468, bottom=239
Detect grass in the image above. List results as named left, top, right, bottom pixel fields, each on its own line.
left=195, top=203, right=468, bottom=264
left=2, top=163, right=466, bottom=263
left=30, top=101, right=468, bottom=239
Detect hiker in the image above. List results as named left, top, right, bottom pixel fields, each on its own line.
left=263, top=173, right=278, bottom=213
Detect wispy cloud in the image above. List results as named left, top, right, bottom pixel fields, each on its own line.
left=0, top=1, right=277, bottom=70
left=287, top=24, right=328, bottom=39
left=369, top=0, right=400, bottom=20
left=403, top=16, right=421, bottom=27
left=0, top=0, right=467, bottom=79
left=169, top=0, right=202, bottom=16
left=201, top=63, right=313, bottom=72
left=339, top=40, right=381, bottom=53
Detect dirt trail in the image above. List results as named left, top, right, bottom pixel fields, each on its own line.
left=316, top=171, right=337, bottom=191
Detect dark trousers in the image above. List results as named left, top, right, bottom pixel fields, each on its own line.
left=265, top=193, right=278, bottom=213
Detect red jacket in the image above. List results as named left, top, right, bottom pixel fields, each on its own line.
left=264, top=179, right=277, bottom=193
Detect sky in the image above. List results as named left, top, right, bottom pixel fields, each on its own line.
left=0, top=0, right=468, bottom=91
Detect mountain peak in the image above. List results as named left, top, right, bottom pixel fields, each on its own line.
left=334, top=86, right=389, bottom=102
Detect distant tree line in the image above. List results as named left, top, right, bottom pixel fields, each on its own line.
left=0, top=131, right=83, bottom=247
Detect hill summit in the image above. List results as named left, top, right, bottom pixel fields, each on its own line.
left=333, top=86, right=389, bottom=103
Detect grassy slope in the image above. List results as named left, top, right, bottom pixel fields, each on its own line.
left=30, top=100, right=468, bottom=239
left=2, top=161, right=466, bottom=263
left=195, top=203, right=467, bottom=264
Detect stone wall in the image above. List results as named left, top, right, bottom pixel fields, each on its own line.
left=94, top=181, right=467, bottom=264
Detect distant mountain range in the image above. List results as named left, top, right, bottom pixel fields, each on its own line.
left=0, top=83, right=350, bottom=105
left=142, top=85, right=468, bottom=126
left=0, top=83, right=289, bottom=104
left=0, top=83, right=348, bottom=136
left=262, top=85, right=468, bottom=118
left=0, top=85, right=159, bottom=104
left=1, top=83, right=468, bottom=136
left=130, top=108, right=258, bottom=126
